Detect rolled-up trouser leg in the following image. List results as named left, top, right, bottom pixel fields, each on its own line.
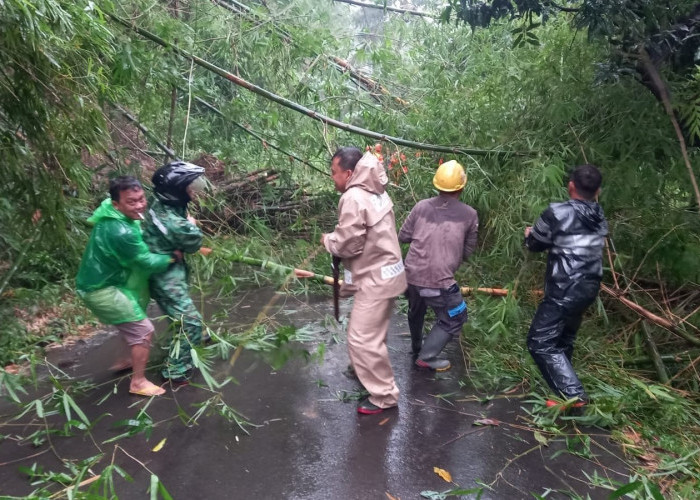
left=152, top=279, right=203, bottom=380
left=347, top=295, right=399, bottom=408
left=527, top=299, right=587, bottom=400
left=418, top=285, right=467, bottom=361
left=406, top=285, right=427, bottom=354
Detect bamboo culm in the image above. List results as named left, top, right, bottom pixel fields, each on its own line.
left=332, top=0, right=437, bottom=18
left=113, top=103, right=179, bottom=160
left=221, top=252, right=512, bottom=296
left=186, top=90, right=328, bottom=176
left=107, top=14, right=523, bottom=158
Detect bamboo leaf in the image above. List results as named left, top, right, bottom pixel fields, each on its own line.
left=35, top=399, right=44, bottom=418
left=533, top=431, right=549, bottom=446
left=152, top=438, right=167, bottom=452
left=63, top=392, right=72, bottom=422
left=150, top=474, right=159, bottom=500
left=433, top=467, right=452, bottom=482
left=158, top=479, right=175, bottom=500
left=67, top=394, right=91, bottom=426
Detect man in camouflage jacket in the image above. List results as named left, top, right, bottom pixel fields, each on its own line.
left=143, top=162, right=206, bottom=384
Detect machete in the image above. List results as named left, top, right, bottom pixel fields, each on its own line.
left=332, top=255, right=341, bottom=321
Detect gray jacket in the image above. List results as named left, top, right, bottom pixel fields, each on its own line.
left=398, top=195, right=478, bottom=289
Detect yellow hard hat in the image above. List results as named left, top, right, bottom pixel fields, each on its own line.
left=433, top=160, right=466, bottom=192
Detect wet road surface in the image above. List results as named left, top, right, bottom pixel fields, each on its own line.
left=0, top=288, right=631, bottom=499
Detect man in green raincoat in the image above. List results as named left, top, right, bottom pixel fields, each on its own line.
left=76, top=176, right=179, bottom=397
left=143, top=162, right=207, bottom=385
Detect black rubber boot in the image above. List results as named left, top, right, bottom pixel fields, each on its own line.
left=416, top=326, right=452, bottom=371
left=406, top=286, right=427, bottom=355
left=357, top=398, right=397, bottom=415
left=342, top=364, right=358, bottom=380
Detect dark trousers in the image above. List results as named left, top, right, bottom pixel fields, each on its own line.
left=406, top=283, right=467, bottom=355
left=527, top=280, right=599, bottom=401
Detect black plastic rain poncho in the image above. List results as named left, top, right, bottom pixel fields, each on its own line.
left=525, top=199, right=608, bottom=401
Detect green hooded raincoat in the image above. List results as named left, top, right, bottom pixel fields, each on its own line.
left=76, top=198, right=172, bottom=324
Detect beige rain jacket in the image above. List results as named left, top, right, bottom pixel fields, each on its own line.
left=324, top=152, right=407, bottom=299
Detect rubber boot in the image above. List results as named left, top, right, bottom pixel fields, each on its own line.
left=406, top=286, right=427, bottom=356
left=410, top=330, right=423, bottom=357
left=342, top=364, right=358, bottom=380
left=416, top=326, right=452, bottom=371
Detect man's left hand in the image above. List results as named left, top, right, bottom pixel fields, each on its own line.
left=524, top=226, right=532, bottom=238
left=171, top=249, right=184, bottom=263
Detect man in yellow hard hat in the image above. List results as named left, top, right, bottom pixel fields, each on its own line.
left=398, top=160, right=479, bottom=371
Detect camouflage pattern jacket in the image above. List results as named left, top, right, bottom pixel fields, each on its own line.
left=142, top=197, right=203, bottom=281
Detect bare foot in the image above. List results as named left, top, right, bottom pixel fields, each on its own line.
left=129, top=381, right=166, bottom=397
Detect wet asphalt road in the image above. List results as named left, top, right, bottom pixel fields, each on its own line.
left=0, top=288, right=630, bottom=499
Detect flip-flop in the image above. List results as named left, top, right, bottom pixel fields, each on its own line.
left=129, top=385, right=166, bottom=397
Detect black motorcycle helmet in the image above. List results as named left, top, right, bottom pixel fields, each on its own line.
left=152, top=161, right=205, bottom=206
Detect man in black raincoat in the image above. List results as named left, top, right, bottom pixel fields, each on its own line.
left=524, top=164, right=608, bottom=409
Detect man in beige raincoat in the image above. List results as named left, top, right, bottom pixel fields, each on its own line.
left=321, top=147, right=407, bottom=415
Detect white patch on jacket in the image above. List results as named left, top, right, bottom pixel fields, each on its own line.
left=149, top=209, right=169, bottom=235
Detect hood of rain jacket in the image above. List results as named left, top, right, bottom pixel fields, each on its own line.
left=323, top=152, right=406, bottom=299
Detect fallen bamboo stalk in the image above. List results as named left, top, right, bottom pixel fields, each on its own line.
left=108, top=14, right=524, bottom=157
left=223, top=253, right=511, bottom=296
left=221, top=248, right=696, bottom=328
left=332, top=0, right=437, bottom=18
left=213, top=0, right=292, bottom=41
left=461, top=286, right=509, bottom=297
left=621, top=350, right=700, bottom=366
left=603, top=236, right=670, bottom=383
left=300, top=271, right=509, bottom=297
left=213, top=0, right=408, bottom=106
left=113, top=104, right=179, bottom=160
left=628, top=329, right=668, bottom=382
left=220, top=253, right=692, bottom=347
left=299, top=271, right=509, bottom=296
left=236, top=203, right=304, bottom=214
left=601, top=284, right=676, bottom=330
left=188, top=91, right=328, bottom=176
left=601, top=284, right=700, bottom=346
left=330, top=56, right=408, bottom=107
left=222, top=171, right=278, bottom=190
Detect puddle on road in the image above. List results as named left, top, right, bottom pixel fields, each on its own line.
left=0, top=287, right=631, bottom=499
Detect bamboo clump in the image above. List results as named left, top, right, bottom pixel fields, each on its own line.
left=107, top=13, right=525, bottom=158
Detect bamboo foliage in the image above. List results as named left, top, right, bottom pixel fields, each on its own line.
left=0, top=0, right=697, bottom=360
left=1, top=2, right=700, bottom=494
left=332, top=0, right=436, bottom=18
left=107, top=13, right=519, bottom=158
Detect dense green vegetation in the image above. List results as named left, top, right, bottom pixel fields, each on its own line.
left=1, top=0, right=700, bottom=497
